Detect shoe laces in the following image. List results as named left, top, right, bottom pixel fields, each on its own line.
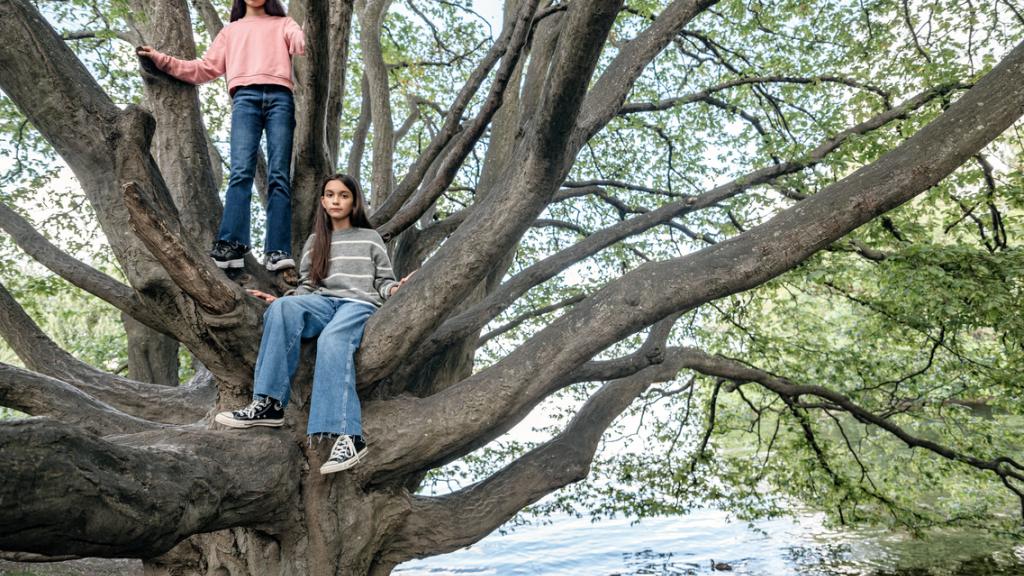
left=238, top=396, right=272, bottom=418
left=328, top=436, right=356, bottom=462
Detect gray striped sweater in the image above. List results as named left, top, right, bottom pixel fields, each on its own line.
left=291, top=228, right=398, bottom=307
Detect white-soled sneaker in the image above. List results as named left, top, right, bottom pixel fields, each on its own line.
left=215, top=396, right=285, bottom=428
left=264, top=251, right=295, bottom=271
left=320, top=435, right=368, bottom=474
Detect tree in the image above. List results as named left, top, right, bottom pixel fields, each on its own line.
left=1, top=0, right=1023, bottom=574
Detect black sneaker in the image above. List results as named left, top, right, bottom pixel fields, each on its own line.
left=264, top=250, right=295, bottom=271
left=210, top=240, right=248, bottom=269
left=214, top=395, right=284, bottom=428
left=320, top=435, right=368, bottom=474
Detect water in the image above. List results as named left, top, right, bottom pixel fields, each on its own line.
left=396, top=508, right=1024, bottom=575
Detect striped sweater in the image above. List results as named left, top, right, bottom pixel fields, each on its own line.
left=291, top=228, right=398, bottom=307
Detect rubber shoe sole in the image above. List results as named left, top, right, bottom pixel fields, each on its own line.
left=215, top=411, right=284, bottom=428
left=213, top=257, right=245, bottom=269
left=319, top=448, right=369, bottom=475
left=265, top=257, right=295, bottom=271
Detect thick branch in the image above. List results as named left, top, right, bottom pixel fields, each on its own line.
left=356, top=0, right=626, bottom=383
left=0, top=281, right=214, bottom=423
left=0, top=420, right=300, bottom=558
left=396, top=79, right=967, bottom=378
left=132, top=0, right=223, bottom=245
left=358, top=0, right=396, bottom=201
left=0, top=364, right=159, bottom=435
left=371, top=0, right=538, bottom=229
left=364, top=40, right=1024, bottom=479
left=381, top=338, right=687, bottom=562
left=0, top=201, right=161, bottom=330
left=326, top=0, right=355, bottom=167
left=290, top=0, right=335, bottom=247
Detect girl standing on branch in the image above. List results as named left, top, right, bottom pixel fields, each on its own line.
left=137, top=0, right=304, bottom=271
left=215, top=174, right=412, bottom=474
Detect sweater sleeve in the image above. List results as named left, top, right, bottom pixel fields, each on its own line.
left=283, top=17, right=306, bottom=55
left=151, top=28, right=228, bottom=85
left=290, top=235, right=316, bottom=296
left=372, top=234, right=399, bottom=300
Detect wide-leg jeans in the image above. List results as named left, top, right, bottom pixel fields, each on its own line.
left=218, top=84, right=294, bottom=255
left=252, top=294, right=375, bottom=436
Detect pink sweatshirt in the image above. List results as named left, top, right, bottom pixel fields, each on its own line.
left=151, top=15, right=305, bottom=92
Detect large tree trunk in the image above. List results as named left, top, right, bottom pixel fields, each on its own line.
left=123, top=313, right=179, bottom=386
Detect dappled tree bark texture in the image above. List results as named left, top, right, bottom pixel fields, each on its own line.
left=1, top=0, right=1023, bottom=574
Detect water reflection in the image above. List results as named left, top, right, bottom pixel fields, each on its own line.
left=396, top=509, right=1024, bottom=575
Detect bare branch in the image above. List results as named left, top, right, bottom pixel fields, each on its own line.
left=478, top=293, right=586, bottom=345
left=290, top=0, right=336, bottom=246
left=326, top=0, right=355, bottom=168
left=62, top=29, right=141, bottom=44
left=347, top=71, right=372, bottom=180
left=132, top=0, right=224, bottom=246
left=122, top=179, right=239, bottom=316
left=619, top=75, right=892, bottom=115
left=358, top=0, right=397, bottom=201
left=671, top=347, right=1024, bottom=504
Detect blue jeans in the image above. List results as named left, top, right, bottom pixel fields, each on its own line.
left=219, top=85, right=294, bottom=254
left=252, top=295, right=376, bottom=436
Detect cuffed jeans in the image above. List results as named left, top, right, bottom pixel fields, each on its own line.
left=252, top=294, right=376, bottom=436
left=219, top=84, right=294, bottom=255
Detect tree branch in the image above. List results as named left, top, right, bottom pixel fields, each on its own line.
left=363, top=39, right=1024, bottom=479
left=357, top=0, right=396, bottom=202
left=290, top=0, right=336, bottom=247
left=573, top=0, right=719, bottom=148
left=380, top=330, right=688, bottom=562
left=0, top=419, right=300, bottom=558
left=0, top=201, right=162, bottom=331
left=371, top=0, right=539, bottom=230
left=0, top=280, right=214, bottom=423
left=618, top=75, right=892, bottom=115
left=326, top=0, right=355, bottom=168
left=395, top=78, right=968, bottom=381
left=0, top=363, right=160, bottom=435
left=356, top=0, right=626, bottom=384
left=669, top=347, right=1024, bottom=509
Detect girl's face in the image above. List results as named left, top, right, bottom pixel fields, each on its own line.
left=244, top=0, right=267, bottom=11
left=322, top=180, right=355, bottom=229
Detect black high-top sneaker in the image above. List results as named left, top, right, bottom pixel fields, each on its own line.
left=209, top=240, right=248, bottom=269
left=215, top=396, right=285, bottom=428
left=264, top=250, right=295, bottom=271
left=320, top=435, right=368, bottom=474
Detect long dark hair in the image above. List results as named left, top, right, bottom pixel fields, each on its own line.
left=230, top=0, right=287, bottom=22
left=309, top=174, right=372, bottom=287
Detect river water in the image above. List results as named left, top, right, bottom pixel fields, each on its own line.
left=396, top=508, right=1024, bottom=575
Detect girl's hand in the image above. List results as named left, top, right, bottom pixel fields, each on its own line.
left=247, top=289, right=278, bottom=303
left=136, top=45, right=158, bottom=59
left=388, top=271, right=416, bottom=296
